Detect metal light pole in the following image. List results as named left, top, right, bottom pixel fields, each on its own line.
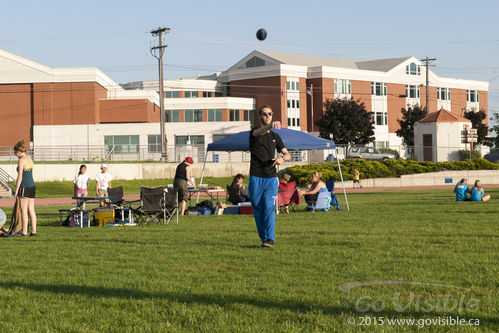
left=307, top=85, right=314, bottom=133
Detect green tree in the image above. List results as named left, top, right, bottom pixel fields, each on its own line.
left=316, top=97, right=374, bottom=145
left=395, top=105, right=426, bottom=146
left=463, top=108, right=492, bottom=147
left=490, top=112, right=499, bottom=148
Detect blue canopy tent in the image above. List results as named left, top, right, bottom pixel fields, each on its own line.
left=199, top=128, right=349, bottom=210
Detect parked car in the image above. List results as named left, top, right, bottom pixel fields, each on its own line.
left=346, top=146, right=395, bottom=161
left=484, top=149, right=499, bottom=163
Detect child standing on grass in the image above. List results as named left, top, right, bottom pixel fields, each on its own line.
left=353, top=168, right=362, bottom=188
left=74, top=164, right=90, bottom=209
left=470, top=180, right=491, bottom=202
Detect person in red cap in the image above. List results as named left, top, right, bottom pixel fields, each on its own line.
left=174, top=157, right=196, bottom=215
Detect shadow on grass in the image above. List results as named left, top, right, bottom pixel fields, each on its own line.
left=0, top=281, right=496, bottom=326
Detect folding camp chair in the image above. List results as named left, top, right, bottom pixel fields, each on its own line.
left=325, top=180, right=341, bottom=211
left=305, top=191, right=332, bottom=212
left=107, top=186, right=135, bottom=223
left=277, top=188, right=301, bottom=213
left=134, top=186, right=178, bottom=225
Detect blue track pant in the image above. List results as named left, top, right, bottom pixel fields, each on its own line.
left=249, top=176, right=278, bottom=242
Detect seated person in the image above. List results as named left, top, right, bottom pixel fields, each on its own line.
left=470, top=180, right=491, bottom=202
left=454, top=178, right=471, bottom=201
left=278, top=173, right=301, bottom=213
left=300, top=172, right=328, bottom=204
left=227, top=174, right=249, bottom=204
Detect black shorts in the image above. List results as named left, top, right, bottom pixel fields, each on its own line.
left=353, top=180, right=360, bottom=183
left=19, top=186, right=36, bottom=199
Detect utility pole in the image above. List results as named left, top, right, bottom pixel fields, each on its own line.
left=151, top=27, right=170, bottom=160
left=420, top=56, right=436, bottom=115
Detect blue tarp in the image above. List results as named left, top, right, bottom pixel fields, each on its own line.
left=207, top=128, right=335, bottom=152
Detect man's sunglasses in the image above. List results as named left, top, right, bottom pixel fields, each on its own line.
left=261, top=112, right=273, bottom=116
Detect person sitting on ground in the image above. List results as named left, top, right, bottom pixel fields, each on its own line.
left=227, top=174, right=249, bottom=204
left=470, top=180, right=491, bottom=202
left=454, top=178, right=471, bottom=201
left=300, top=172, right=328, bottom=205
left=278, top=173, right=301, bottom=213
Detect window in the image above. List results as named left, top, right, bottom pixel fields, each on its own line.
left=384, top=112, right=388, bottom=125
left=203, top=91, right=214, bottom=97
left=376, top=112, right=383, bottom=125
left=207, top=109, right=223, bottom=122
left=286, top=79, right=299, bottom=91
left=229, top=109, right=240, bottom=121
left=375, top=141, right=388, bottom=149
left=296, top=99, right=300, bottom=108
left=104, top=135, right=139, bottom=154
left=245, top=56, right=265, bottom=68
left=166, top=110, right=180, bottom=122
left=292, top=100, right=295, bottom=108
left=288, top=118, right=291, bottom=126
left=371, top=82, right=387, bottom=96
left=334, top=79, right=351, bottom=94
left=467, top=90, right=479, bottom=103
left=287, top=99, right=291, bottom=108
left=175, top=135, right=205, bottom=145
left=165, top=91, right=180, bottom=98
left=148, top=135, right=161, bottom=153
left=405, top=62, right=421, bottom=75
left=243, top=110, right=254, bottom=123
left=437, top=87, right=451, bottom=101
left=184, top=109, right=202, bottom=122
left=184, top=91, right=198, bottom=98
left=405, top=85, right=420, bottom=99
left=296, top=118, right=300, bottom=126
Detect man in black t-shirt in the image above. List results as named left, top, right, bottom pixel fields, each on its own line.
left=249, top=105, right=291, bottom=248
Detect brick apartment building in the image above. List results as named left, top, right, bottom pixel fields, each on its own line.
left=0, top=48, right=489, bottom=161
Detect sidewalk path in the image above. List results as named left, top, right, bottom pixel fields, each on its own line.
left=1, top=184, right=497, bottom=207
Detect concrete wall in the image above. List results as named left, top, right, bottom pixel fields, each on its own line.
left=340, top=170, right=499, bottom=188
left=0, top=161, right=309, bottom=182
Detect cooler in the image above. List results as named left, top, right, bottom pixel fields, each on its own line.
left=93, top=207, right=115, bottom=227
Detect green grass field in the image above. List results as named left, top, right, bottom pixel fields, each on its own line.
left=0, top=189, right=497, bottom=332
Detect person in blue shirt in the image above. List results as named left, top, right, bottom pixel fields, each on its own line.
left=454, top=178, right=471, bottom=201
left=470, top=180, right=491, bottom=202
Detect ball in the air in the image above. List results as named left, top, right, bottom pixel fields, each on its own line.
left=256, top=28, right=267, bottom=41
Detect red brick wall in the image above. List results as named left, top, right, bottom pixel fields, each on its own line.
left=100, top=99, right=159, bottom=123
left=33, top=82, right=107, bottom=125
left=479, top=90, right=488, bottom=125
left=419, top=86, right=437, bottom=113
left=351, top=80, right=372, bottom=113
left=0, top=84, right=32, bottom=146
left=230, top=76, right=284, bottom=126
left=387, top=83, right=406, bottom=133
left=451, top=88, right=468, bottom=117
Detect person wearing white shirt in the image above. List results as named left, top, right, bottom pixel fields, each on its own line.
left=74, top=164, right=90, bottom=209
left=96, top=163, right=113, bottom=207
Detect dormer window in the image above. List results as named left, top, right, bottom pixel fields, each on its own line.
left=245, top=56, right=266, bottom=68
left=405, top=62, right=421, bottom=75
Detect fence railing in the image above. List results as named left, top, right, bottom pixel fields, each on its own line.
left=0, top=144, right=490, bottom=163
left=0, top=166, right=15, bottom=193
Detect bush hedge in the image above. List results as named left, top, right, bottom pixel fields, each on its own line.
left=286, top=158, right=498, bottom=186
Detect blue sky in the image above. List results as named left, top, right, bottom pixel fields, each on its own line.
left=1, top=0, right=498, bottom=118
